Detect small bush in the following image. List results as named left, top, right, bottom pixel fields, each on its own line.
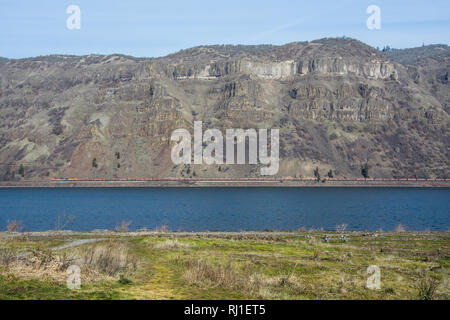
left=115, top=220, right=131, bottom=232
left=6, top=220, right=24, bottom=232
left=327, top=169, right=334, bottom=178
left=18, top=164, right=25, bottom=177
left=313, top=167, right=320, bottom=182
left=417, top=276, right=439, bottom=300
left=278, top=273, right=296, bottom=288
left=361, top=163, right=370, bottom=178
left=0, top=248, right=16, bottom=267
left=384, top=287, right=395, bottom=294
left=118, top=275, right=132, bottom=285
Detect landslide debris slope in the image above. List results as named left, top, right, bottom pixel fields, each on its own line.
left=0, top=38, right=448, bottom=180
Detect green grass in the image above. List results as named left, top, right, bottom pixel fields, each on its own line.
left=0, top=274, right=128, bottom=300
left=0, top=231, right=448, bottom=300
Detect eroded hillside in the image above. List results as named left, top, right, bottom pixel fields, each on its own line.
left=0, top=38, right=448, bottom=180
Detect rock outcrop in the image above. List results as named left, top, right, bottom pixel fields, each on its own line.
left=0, top=38, right=448, bottom=180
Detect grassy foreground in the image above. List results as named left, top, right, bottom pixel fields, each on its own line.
left=0, top=231, right=448, bottom=300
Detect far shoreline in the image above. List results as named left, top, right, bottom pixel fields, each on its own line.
left=1, top=229, right=449, bottom=238
left=0, top=180, right=449, bottom=188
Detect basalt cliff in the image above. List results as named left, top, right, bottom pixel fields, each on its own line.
left=0, top=38, right=448, bottom=180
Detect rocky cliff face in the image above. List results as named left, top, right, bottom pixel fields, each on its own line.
left=0, top=38, right=448, bottom=180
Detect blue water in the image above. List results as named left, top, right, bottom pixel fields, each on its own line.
left=0, top=187, right=448, bottom=232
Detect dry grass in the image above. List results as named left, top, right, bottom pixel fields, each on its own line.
left=0, top=241, right=137, bottom=283
left=77, top=241, right=137, bottom=277
left=153, top=240, right=191, bottom=250
left=184, top=259, right=238, bottom=288
left=313, top=249, right=321, bottom=260
left=183, top=258, right=308, bottom=298
left=0, top=248, right=18, bottom=266
left=0, top=247, right=75, bottom=282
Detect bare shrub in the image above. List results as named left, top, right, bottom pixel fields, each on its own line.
left=276, top=261, right=299, bottom=290
left=55, top=213, right=75, bottom=231
left=395, top=224, right=406, bottom=232
left=0, top=248, right=16, bottom=267
left=154, top=224, right=169, bottom=233
left=417, top=276, right=439, bottom=300
left=153, top=240, right=191, bottom=250
left=115, top=220, right=131, bottom=232
left=277, top=273, right=296, bottom=288
left=261, top=270, right=307, bottom=297
left=0, top=247, right=75, bottom=281
left=79, top=241, right=137, bottom=276
left=6, top=220, right=24, bottom=232
left=31, top=248, right=74, bottom=271
left=336, top=224, right=348, bottom=232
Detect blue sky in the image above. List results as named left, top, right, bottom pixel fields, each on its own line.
left=1, top=0, right=449, bottom=58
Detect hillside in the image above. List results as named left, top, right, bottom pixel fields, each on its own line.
left=0, top=38, right=448, bottom=180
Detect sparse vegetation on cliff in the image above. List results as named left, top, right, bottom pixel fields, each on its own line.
left=361, top=163, right=370, bottom=178
left=314, top=167, right=320, bottom=182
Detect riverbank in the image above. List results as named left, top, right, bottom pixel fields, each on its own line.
left=1, top=230, right=448, bottom=299
left=1, top=180, right=449, bottom=187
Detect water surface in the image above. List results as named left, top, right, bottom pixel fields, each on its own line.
left=0, top=187, right=448, bottom=231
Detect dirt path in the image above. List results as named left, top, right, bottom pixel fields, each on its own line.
left=118, top=263, right=179, bottom=299
left=51, top=238, right=107, bottom=250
